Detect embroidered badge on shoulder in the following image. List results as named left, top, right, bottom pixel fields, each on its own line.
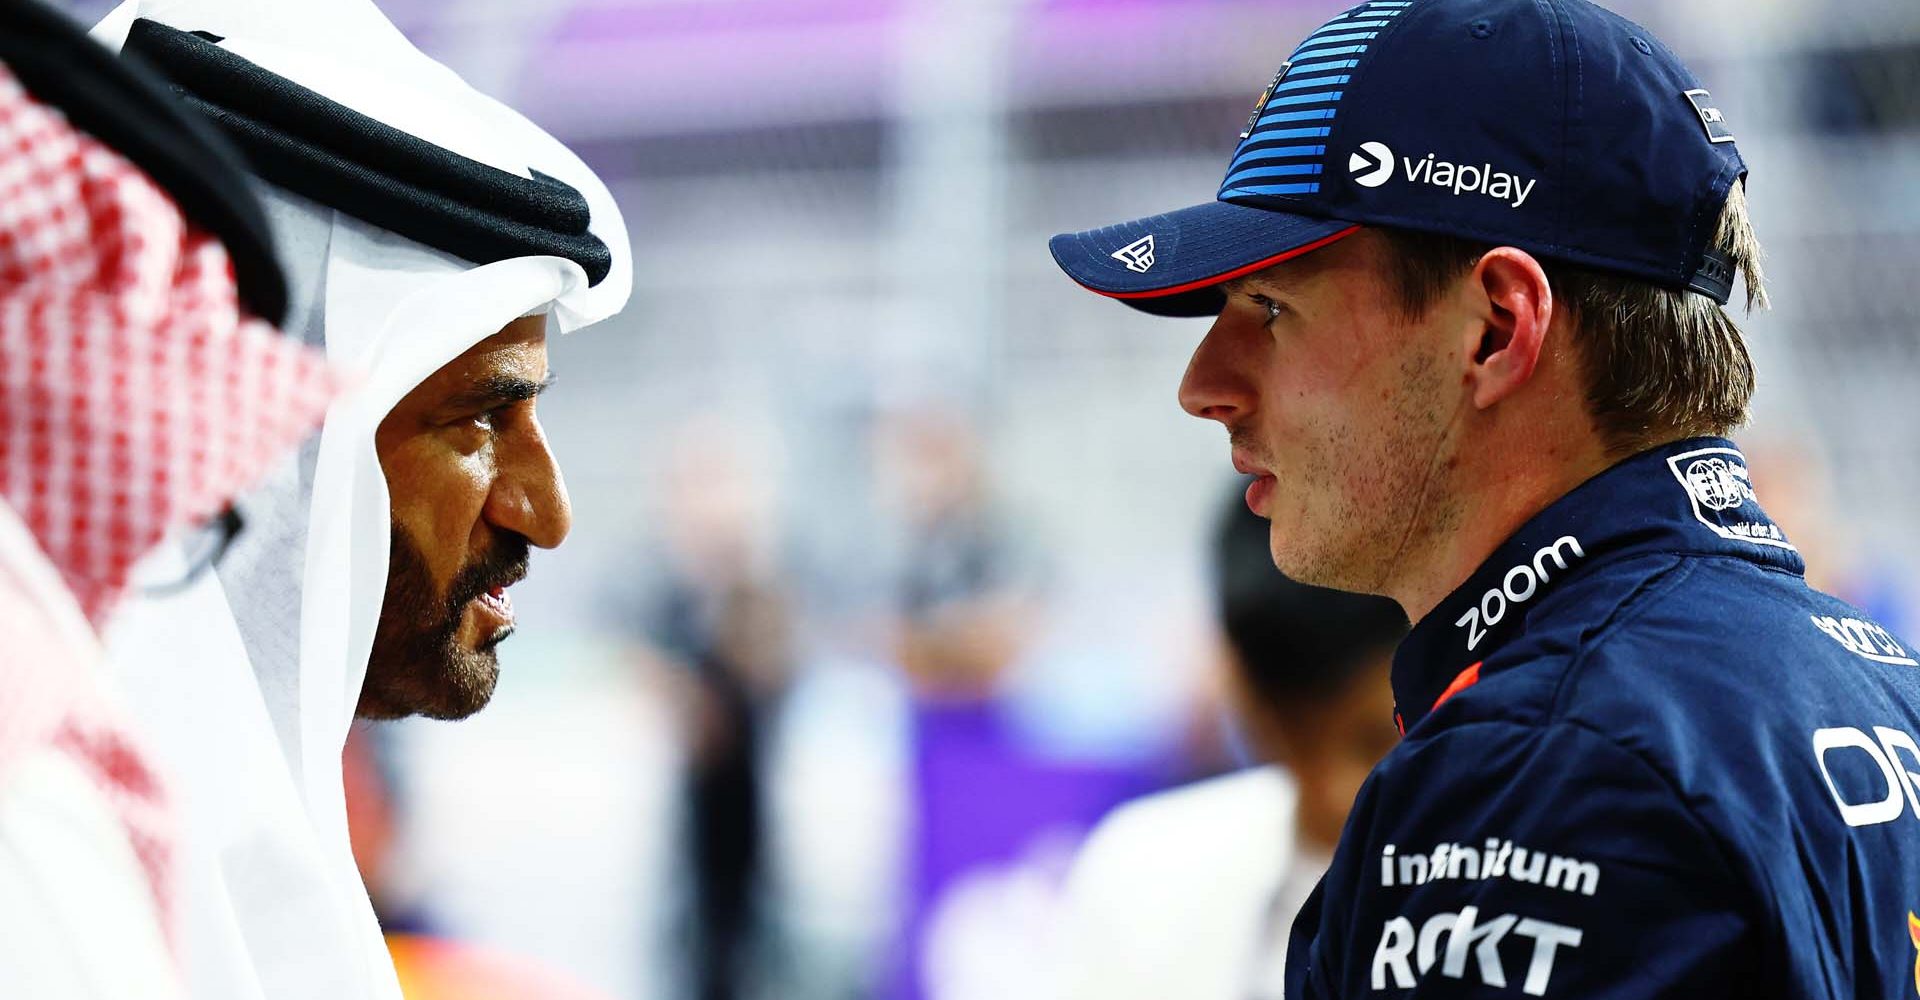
left=1665, top=446, right=1793, bottom=550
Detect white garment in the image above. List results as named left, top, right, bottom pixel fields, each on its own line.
left=0, top=752, right=183, bottom=1000
left=91, top=3, right=632, bottom=998
left=1051, top=766, right=1326, bottom=1000
left=0, top=503, right=182, bottom=1000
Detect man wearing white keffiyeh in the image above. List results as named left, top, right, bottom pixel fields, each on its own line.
left=0, top=3, right=337, bottom=995
left=89, top=2, right=633, bottom=998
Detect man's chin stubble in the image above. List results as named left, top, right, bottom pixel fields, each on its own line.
left=356, top=645, right=501, bottom=721
left=359, top=526, right=528, bottom=721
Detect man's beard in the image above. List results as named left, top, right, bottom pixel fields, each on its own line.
left=358, top=527, right=529, bottom=721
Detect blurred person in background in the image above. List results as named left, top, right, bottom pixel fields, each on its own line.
left=0, top=2, right=334, bottom=993
left=884, top=410, right=1036, bottom=701
left=631, top=422, right=795, bottom=1000
left=876, top=410, right=1162, bottom=1000
left=90, top=0, right=631, bottom=997
left=1049, top=0, right=1920, bottom=995
left=1054, top=491, right=1405, bottom=1000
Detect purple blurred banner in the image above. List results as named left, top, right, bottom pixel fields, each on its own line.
left=465, top=0, right=1321, bottom=138
left=889, top=700, right=1162, bottom=1000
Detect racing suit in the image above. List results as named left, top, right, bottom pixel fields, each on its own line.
left=1285, top=437, right=1920, bottom=998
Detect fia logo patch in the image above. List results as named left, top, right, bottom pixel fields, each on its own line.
left=1682, top=456, right=1752, bottom=512
left=1685, top=89, right=1735, bottom=144
left=1109, top=234, right=1156, bottom=273
left=1665, top=447, right=1793, bottom=550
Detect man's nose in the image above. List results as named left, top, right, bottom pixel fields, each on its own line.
left=1178, top=316, right=1254, bottom=424
left=484, top=423, right=572, bottom=550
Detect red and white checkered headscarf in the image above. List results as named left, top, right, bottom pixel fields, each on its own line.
left=0, top=61, right=334, bottom=956
left=0, top=64, right=334, bottom=625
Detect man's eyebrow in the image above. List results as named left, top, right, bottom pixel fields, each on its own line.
left=1221, top=273, right=1280, bottom=297
left=1222, top=252, right=1336, bottom=298
left=1222, top=269, right=1296, bottom=298
left=444, top=372, right=554, bottom=411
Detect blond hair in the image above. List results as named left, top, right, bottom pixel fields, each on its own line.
left=1381, top=180, right=1767, bottom=456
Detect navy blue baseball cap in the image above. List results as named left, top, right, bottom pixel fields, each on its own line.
left=1050, top=0, right=1747, bottom=317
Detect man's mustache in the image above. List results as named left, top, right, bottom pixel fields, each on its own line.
left=1228, top=426, right=1270, bottom=463
left=443, top=534, right=530, bottom=613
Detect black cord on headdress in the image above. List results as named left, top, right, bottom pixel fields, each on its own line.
left=125, top=19, right=614, bottom=287
left=0, top=2, right=289, bottom=322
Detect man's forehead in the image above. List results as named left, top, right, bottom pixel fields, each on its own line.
left=449, top=316, right=548, bottom=366
left=412, top=318, right=550, bottom=399
left=490, top=312, right=549, bottom=347
left=1220, top=228, right=1378, bottom=297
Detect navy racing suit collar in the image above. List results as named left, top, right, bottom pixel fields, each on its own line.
left=1390, top=437, right=1805, bottom=734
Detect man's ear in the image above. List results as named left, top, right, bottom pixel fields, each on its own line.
left=1464, top=247, right=1554, bottom=410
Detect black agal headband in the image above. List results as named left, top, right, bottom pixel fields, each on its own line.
left=124, top=19, right=614, bottom=287
left=0, top=1, right=288, bottom=322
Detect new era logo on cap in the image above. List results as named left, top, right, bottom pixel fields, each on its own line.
left=1110, top=234, right=1157, bottom=272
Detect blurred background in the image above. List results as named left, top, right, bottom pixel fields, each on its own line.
left=62, top=0, right=1920, bottom=997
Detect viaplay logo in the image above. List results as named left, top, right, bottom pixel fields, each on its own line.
left=1349, top=141, right=1395, bottom=188
left=1349, top=140, right=1539, bottom=208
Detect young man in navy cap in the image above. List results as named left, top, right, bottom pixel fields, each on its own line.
left=1051, top=0, right=1920, bottom=996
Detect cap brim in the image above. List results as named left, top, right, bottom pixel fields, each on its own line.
left=1049, top=201, right=1358, bottom=318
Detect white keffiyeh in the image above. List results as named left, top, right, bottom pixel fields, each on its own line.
left=93, top=3, right=632, bottom=997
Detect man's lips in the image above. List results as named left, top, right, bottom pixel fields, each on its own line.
left=472, top=586, right=514, bottom=626
left=1232, top=449, right=1278, bottom=514
left=466, top=571, right=525, bottom=634
left=1245, top=473, right=1277, bottom=515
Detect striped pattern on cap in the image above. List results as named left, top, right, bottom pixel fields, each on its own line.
left=1218, top=0, right=1414, bottom=199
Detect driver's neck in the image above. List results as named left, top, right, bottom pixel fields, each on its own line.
left=1386, top=408, right=1619, bottom=627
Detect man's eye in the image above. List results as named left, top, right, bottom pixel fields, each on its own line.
left=1250, top=294, right=1284, bottom=321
